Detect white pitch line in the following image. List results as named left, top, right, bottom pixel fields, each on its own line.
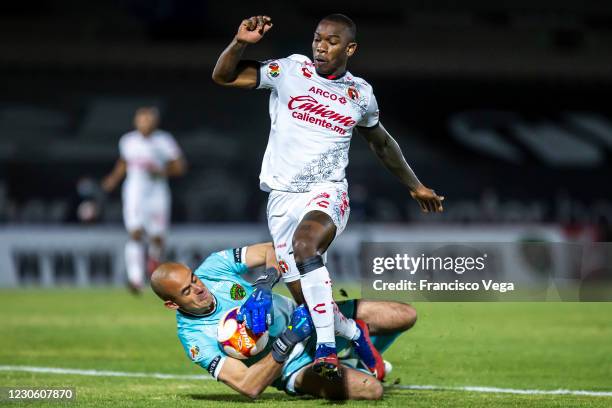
left=1, top=365, right=611, bottom=397
left=391, top=384, right=612, bottom=397
left=0, top=365, right=212, bottom=381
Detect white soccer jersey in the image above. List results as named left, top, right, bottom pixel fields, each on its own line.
left=119, top=129, right=182, bottom=193
left=257, top=54, right=380, bottom=193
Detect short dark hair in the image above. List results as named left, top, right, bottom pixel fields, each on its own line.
left=320, top=13, right=356, bottom=42
left=135, top=106, right=160, bottom=118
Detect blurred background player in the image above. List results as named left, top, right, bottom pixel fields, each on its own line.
left=102, top=107, right=187, bottom=293
left=212, top=14, right=443, bottom=378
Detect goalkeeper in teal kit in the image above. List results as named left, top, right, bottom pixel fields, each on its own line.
left=150, top=242, right=417, bottom=400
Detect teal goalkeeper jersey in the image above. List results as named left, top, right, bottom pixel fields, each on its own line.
left=176, top=247, right=298, bottom=380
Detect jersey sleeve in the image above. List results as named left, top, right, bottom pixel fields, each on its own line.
left=179, top=333, right=226, bottom=380
left=160, top=133, right=182, bottom=161
left=256, top=58, right=288, bottom=91
left=118, top=135, right=128, bottom=159
left=357, top=90, right=380, bottom=128
left=196, top=247, right=249, bottom=280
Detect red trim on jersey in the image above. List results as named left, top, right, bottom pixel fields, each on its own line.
left=316, top=70, right=347, bottom=80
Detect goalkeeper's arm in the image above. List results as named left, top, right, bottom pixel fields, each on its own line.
left=237, top=242, right=281, bottom=334
left=243, top=242, right=279, bottom=271
left=217, top=354, right=283, bottom=399
left=217, top=305, right=312, bottom=399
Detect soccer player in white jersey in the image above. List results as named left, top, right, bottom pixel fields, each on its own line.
left=212, top=14, right=444, bottom=378
left=102, top=107, right=186, bottom=293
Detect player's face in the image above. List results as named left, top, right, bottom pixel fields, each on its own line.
left=134, top=111, right=159, bottom=136
left=172, top=271, right=215, bottom=314
left=312, top=21, right=356, bottom=76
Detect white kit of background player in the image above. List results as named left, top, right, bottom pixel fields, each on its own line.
left=102, top=107, right=186, bottom=293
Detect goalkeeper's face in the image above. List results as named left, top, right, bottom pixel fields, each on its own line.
left=172, top=270, right=214, bottom=314
left=151, top=263, right=215, bottom=315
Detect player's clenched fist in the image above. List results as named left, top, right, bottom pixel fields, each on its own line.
left=235, top=15, right=273, bottom=44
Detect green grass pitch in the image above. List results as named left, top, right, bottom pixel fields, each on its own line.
left=1, top=288, right=611, bottom=407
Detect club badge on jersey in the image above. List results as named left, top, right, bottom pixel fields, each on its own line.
left=347, top=85, right=359, bottom=101
left=230, top=283, right=246, bottom=300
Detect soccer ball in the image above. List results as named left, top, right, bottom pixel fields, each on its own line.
left=217, top=307, right=269, bottom=360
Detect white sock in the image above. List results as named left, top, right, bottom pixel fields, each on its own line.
left=300, top=265, right=336, bottom=346
left=333, top=304, right=360, bottom=341
left=148, top=240, right=163, bottom=262
left=125, top=239, right=145, bottom=286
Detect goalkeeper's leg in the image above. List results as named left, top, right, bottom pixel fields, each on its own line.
left=293, top=363, right=384, bottom=400
left=354, top=299, right=418, bottom=335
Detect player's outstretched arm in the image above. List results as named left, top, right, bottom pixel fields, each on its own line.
left=359, top=122, right=444, bottom=213
left=212, top=16, right=273, bottom=89
left=101, top=158, right=126, bottom=192
left=238, top=242, right=281, bottom=334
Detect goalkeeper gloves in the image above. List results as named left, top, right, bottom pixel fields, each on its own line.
left=271, top=304, right=313, bottom=363
left=237, top=267, right=280, bottom=335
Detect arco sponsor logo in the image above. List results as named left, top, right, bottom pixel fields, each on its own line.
left=308, top=86, right=347, bottom=104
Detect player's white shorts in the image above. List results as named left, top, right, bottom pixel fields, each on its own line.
left=267, top=182, right=350, bottom=283
left=122, top=183, right=170, bottom=236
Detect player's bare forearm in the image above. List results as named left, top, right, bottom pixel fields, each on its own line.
left=101, top=159, right=126, bottom=192
left=244, top=242, right=280, bottom=283
left=244, top=242, right=275, bottom=269
left=165, top=158, right=187, bottom=178
left=287, top=280, right=306, bottom=305
left=359, top=123, right=422, bottom=191
left=359, top=123, right=445, bottom=212
left=218, top=354, right=282, bottom=399
left=212, top=16, right=272, bottom=88
left=110, top=158, right=127, bottom=180
left=211, top=39, right=255, bottom=87
left=264, top=244, right=279, bottom=270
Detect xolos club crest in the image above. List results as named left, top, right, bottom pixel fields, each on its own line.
left=347, top=85, right=359, bottom=101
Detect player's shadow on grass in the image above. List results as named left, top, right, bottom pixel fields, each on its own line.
left=189, top=393, right=347, bottom=405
